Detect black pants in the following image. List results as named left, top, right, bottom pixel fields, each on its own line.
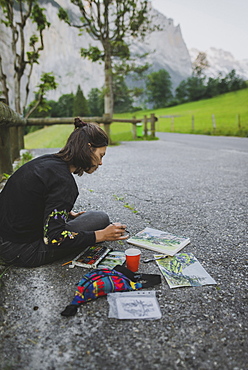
left=0, top=210, right=110, bottom=267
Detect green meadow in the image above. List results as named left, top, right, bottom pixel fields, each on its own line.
left=24, top=88, right=248, bottom=149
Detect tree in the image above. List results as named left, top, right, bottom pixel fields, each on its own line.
left=205, top=77, right=220, bottom=99
left=43, top=94, right=75, bottom=118
left=174, top=80, right=188, bottom=104
left=0, top=0, right=55, bottom=116
left=176, top=76, right=206, bottom=103
left=87, top=88, right=104, bottom=116
left=176, top=69, right=246, bottom=104
left=205, top=70, right=246, bottom=97
left=55, top=93, right=75, bottom=117
left=192, top=51, right=210, bottom=77
left=222, top=69, right=247, bottom=92
left=187, top=76, right=206, bottom=101
left=58, top=0, right=154, bottom=117
left=112, top=60, right=149, bottom=110
left=146, top=69, right=173, bottom=108
left=113, top=74, right=133, bottom=113
left=25, top=72, right=57, bottom=118
left=73, top=85, right=90, bottom=117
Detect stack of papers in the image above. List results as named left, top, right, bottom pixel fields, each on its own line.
left=107, top=291, right=162, bottom=320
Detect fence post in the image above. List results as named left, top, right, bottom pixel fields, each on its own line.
left=150, top=113, right=156, bottom=138
left=143, top=115, right=148, bottom=136
left=212, top=114, right=216, bottom=133
left=237, top=114, right=241, bottom=129
left=103, top=123, right=111, bottom=141
left=170, top=117, right=174, bottom=132
left=191, top=115, right=194, bottom=131
left=0, top=102, right=27, bottom=179
left=10, top=127, right=20, bottom=162
left=18, top=126, right=25, bottom=151
left=0, top=126, right=13, bottom=177
left=132, top=116, right=137, bottom=139
left=102, top=113, right=112, bottom=144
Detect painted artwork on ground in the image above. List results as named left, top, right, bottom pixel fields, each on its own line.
left=155, top=252, right=217, bottom=288
left=128, top=227, right=190, bottom=255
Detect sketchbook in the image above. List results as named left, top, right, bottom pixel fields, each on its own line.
left=107, top=291, right=162, bottom=320
left=127, top=227, right=190, bottom=256
left=155, top=252, right=217, bottom=288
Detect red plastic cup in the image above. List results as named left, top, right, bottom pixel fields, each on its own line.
left=125, top=248, right=141, bottom=272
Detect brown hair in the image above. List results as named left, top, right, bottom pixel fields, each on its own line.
left=56, top=117, right=109, bottom=176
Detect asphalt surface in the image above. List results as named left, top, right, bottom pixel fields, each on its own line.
left=0, top=133, right=247, bottom=370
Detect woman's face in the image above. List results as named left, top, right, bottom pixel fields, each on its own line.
left=86, top=146, right=107, bottom=174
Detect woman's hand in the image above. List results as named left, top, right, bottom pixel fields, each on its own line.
left=95, top=222, right=129, bottom=243
left=69, top=210, right=86, bottom=219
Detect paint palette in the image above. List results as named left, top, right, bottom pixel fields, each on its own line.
left=69, top=245, right=111, bottom=269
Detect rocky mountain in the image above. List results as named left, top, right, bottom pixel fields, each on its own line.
left=0, top=0, right=192, bottom=108
left=129, top=7, right=192, bottom=90
left=189, top=47, right=248, bottom=80
left=1, top=1, right=246, bottom=111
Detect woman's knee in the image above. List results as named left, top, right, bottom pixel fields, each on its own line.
left=66, top=210, right=110, bottom=231
left=87, top=210, right=110, bottom=228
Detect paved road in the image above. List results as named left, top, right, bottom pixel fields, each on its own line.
left=0, top=134, right=247, bottom=370
left=157, top=132, right=248, bottom=153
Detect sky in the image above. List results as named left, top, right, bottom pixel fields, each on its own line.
left=151, top=0, right=248, bottom=60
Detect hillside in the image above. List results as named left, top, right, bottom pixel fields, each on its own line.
left=111, top=88, right=248, bottom=139
left=24, top=89, right=248, bottom=149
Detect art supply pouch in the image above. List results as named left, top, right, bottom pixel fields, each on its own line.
left=61, top=265, right=161, bottom=316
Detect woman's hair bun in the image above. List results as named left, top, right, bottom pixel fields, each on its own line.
left=74, top=117, right=88, bottom=129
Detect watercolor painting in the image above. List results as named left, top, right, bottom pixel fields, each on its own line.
left=155, top=252, right=217, bottom=288
left=128, top=227, right=190, bottom=255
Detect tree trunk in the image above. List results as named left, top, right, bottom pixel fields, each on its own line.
left=0, top=55, right=9, bottom=105
left=103, top=41, right=113, bottom=117
left=14, top=75, right=22, bottom=114
left=10, top=127, right=20, bottom=161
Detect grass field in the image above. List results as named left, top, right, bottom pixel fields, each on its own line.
left=24, top=88, right=248, bottom=149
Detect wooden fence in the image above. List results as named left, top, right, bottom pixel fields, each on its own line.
left=0, top=102, right=157, bottom=178
left=160, top=114, right=244, bottom=134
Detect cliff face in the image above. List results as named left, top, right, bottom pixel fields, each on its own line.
left=0, top=0, right=192, bottom=108
left=0, top=0, right=105, bottom=108
left=130, top=8, right=192, bottom=89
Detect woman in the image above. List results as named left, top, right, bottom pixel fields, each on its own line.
left=0, top=118, right=128, bottom=267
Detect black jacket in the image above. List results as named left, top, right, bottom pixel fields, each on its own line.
left=0, top=154, right=95, bottom=246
